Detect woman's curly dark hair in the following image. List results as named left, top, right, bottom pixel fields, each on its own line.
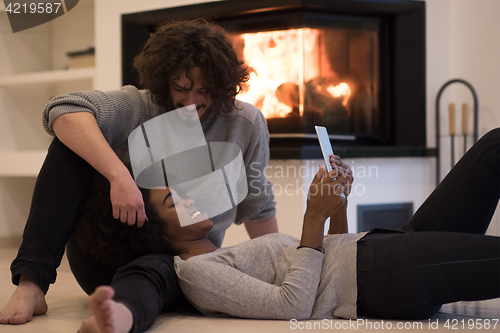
left=74, top=171, right=172, bottom=267
left=133, top=18, right=250, bottom=115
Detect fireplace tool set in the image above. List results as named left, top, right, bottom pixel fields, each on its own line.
left=435, top=79, right=478, bottom=186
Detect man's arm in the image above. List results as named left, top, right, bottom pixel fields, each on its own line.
left=53, top=112, right=147, bottom=227
left=234, top=108, right=277, bottom=231
left=244, top=216, right=278, bottom=239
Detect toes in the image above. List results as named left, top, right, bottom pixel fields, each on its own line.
left=8, top=312, right=31, bottom=325
left=93, top=287, right=115, bottom=302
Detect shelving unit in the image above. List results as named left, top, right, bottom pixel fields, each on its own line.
left=0, top=70, right=94, bottom=178
left=0, top=68, right=95, bottom=87
left=0, top=68, right=95, bottom=178
left=0, top=0, right=95, bottom=237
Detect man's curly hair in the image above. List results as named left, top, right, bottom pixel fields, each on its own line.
left=133, top=18, right=250, bottom=115
left=74, top=171, right=172, bottom=267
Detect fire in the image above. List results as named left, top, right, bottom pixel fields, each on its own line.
left=235, top=28, right=351, bottom=118
left=326, top=83, right=351, bottom=107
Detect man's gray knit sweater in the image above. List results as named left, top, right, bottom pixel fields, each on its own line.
left=175, top=232, right=367, bottom=320
left=42, top=85, right=276, bottom=247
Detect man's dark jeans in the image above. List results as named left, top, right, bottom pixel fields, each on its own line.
left=10, top=137, right=189, bottom=332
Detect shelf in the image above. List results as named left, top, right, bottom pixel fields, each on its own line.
left=0, top=151, right=47, bottom=177
left=0, top=68, right=95, bottom=87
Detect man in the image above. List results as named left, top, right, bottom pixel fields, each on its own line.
left=0, top=19, right=277, bottom=332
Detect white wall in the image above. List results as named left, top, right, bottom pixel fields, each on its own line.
left=425, top=0, right=500, bottom=144
left=93, top=0, right=221, bottom=91
left=450, top=0, right=500, bottom=134
left=426, top=0, right=500, bottom=237
left=451, top=0, right=500, bottom=237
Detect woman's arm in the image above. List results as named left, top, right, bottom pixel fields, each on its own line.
left=52, top=112, right=147, bottom=227
left=300, top=165, right=347, bottom=249
left=326, top=154, right=353, bottom=234
left=328, top=199, right=348, bottom=234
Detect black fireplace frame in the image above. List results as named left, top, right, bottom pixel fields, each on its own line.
left=122, top=0, right=433, bottom=159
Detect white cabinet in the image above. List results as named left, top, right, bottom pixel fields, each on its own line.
left=0, top=1, right=94, bottom=238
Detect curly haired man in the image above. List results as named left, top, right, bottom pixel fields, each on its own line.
left=0, top=19, right=278, bottom=332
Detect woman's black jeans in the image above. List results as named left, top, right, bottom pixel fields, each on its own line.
left=9, top=137, right=189, bottom=333
left=357, top=128, right=500, bottom=319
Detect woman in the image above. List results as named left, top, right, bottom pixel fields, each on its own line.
left=79, top=128, right=500, bottom=333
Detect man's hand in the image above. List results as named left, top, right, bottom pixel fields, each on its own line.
left=53, top=112, right=148, bottom=227
left=109, top=171, right=148, bottom=227
left=329, top=154, right=354, bottom=197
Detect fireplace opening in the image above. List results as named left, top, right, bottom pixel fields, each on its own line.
left=228, top=18, right=380, bottom=140
left=122, top=0, right=430, bottom=158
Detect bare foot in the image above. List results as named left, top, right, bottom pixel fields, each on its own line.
left=78, top=286, right=133, bottom=333
left=0, top=275, right=48, bottom=325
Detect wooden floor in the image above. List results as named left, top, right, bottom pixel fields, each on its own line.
left=0, top=246, right=499, bottom=333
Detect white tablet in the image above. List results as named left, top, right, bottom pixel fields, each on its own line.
left=315, top=126, right=334, bottom=172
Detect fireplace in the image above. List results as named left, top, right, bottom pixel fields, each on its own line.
left=122, top=0, right=431, bottom=159
left=228, top=24, right=379, bottom=138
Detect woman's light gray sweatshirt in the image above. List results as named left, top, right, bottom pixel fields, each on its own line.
left=175, top=232, right=367, bottom=320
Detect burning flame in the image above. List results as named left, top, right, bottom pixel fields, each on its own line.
left=235, top=28, right=351, bottom=118
left=326, top=83, right=351, bottom=107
